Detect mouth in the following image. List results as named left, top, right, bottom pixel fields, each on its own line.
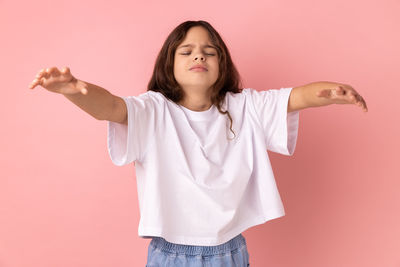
left=190, top=67, right=208, bottom=72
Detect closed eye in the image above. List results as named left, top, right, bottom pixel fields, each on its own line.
left=181, top=52, right=215, bottom=56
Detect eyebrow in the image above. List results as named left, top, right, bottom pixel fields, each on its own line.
left=177, top=44, right=217, bottom=50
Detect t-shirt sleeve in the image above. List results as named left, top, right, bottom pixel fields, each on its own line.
left=107, top=94, right=155, bottom=166
left=248, top=87, right=300, bottom=156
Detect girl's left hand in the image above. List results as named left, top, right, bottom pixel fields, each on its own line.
left=316, top=84, right=368, bottom=112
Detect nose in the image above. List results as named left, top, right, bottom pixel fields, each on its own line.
left=193, top=53, right=205, bottom=61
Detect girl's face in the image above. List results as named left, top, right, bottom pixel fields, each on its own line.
left=173, top=26, right=219, bottom=98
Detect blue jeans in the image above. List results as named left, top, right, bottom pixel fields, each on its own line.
left=146, top=233, right=250, bottom=267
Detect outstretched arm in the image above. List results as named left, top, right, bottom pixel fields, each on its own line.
left=287, top=81, right=368, bottom=113
left=29, top=66, right=127, bottom=124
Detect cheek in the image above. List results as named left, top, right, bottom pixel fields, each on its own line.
left=173, top=62, right=186, bottom=81
left=213, top=64, right=219, bottom=77
left=175, top=61, right=187, bottom=74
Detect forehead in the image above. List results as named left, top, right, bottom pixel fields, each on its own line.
left=177, top=26, right=216, bottom=49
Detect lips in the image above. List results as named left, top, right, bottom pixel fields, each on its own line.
left=190, top=65, right=208, bottom=71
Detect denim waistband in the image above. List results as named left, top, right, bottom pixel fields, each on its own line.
left=149, top=234, right=247, bottom=256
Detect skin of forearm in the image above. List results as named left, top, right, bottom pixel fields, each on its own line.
left=63, top=80, right=115, bottom=121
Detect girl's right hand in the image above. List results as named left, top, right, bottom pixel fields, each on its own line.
left=29, top=66, right=88, bottom=95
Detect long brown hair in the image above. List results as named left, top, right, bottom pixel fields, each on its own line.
left=147, top=20, right=243, bottom=139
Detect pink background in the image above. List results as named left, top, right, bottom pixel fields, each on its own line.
left=1, top=0, right=399, bottom=266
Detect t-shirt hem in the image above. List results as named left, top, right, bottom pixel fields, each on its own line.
left=138, top=211, right=285, bottom=246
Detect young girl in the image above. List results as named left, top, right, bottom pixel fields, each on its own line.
left=29, top=20, right=368, bottom=267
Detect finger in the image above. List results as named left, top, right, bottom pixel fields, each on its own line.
left=336, top=86, right=345, bottom=95
left=44, top=67, right=57, bottom=78
left=51, top=66, right=62, bottom=76
left=30, top=77, right=44, bottom=89
left=348, top=91, right=358, bottom=103
left=357, top=99, right=363, bottom=108
left=61, top=66, right=71, bottom=75
left=37, top=68, right=45, bottom=76
left=30, top=68, right=48, bottom=89
left=357, top=94, right=367, bottom=106
left=29, top=79, right=37, bottom=89
left=360, top=97, right=368, bottom=112
left=42, top=68, right=51, bottom=79
left=355, top=95, right=368, bottom=112
left=34, top=68, right=46, bottom=81
left=30, top=77, right=43, bottom=89
left=47, top=66, right=60, bottom=77
left=330, top=86, right=347, bottom=100
left=38, top=77, right=45, bottom=86
left=354, top=94, right=361, bottom=104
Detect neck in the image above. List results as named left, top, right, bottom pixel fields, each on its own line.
left=178, top=91, right=212, bottom=111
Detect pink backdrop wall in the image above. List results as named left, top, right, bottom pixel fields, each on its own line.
left=1, top=0, right=399, bottom=266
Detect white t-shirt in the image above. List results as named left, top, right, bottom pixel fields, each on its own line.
left=107, top=87, right=300, bottom=246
